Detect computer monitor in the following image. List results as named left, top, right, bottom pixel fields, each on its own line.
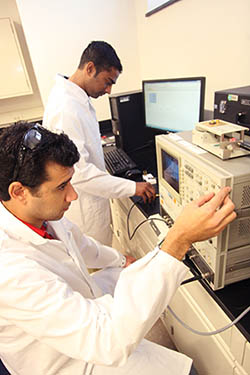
left=143, top=77, right=206, bottom=133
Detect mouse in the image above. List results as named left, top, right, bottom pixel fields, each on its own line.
left=124, top=168, right=142, bottom=179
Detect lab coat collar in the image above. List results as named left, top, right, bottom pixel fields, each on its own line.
left=0, top=200, right=86, bottom=259
left=0, top=203, right=72, bottom=248
left=0, top=202, right=49, bottom=245
left=0, top=203, right=82, bottom=267
left=55, top=73, right=92, bottom=107
left=0, top=203, right=103, bottom=298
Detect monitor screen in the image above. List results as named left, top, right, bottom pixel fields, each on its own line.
left=161, top=149, right=179, bottom=193
left=143, top=77, right=205, bottom=133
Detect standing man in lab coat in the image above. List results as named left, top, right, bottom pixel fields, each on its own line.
left=0, top=122, right=236, bottom=375
left=43, top=41, right=155, bottom=246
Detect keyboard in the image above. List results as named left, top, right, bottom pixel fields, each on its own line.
left=104, top=147, right=137, bottom=176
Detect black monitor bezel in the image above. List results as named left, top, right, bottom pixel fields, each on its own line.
left=142, top=76, right=206, bottom=133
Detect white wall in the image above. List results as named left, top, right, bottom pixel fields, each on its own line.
left=16, top=0, right=141, bottom=121
left=14, top=0, right=250, bottom=122
left=0, top=0, right=43, bottom=125
left=135, top=0, right=250, bottom=111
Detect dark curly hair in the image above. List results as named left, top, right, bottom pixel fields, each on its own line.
left=78, top=41, right=122, bottom=75
left=0, top=122, right=80, bottom=201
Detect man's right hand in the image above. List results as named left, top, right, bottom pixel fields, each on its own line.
left=135, top=182, right=156, bottom=203
left=161, top=187, right=236, bottom=260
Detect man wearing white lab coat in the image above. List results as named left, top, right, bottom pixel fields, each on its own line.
left=43, top=41, right=156, bottom=246
left=0, top=123, right=236, bottom=375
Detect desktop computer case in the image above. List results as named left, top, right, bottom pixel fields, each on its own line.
left=214, top=85, right=250, bottom=135
left=109, top=90, right=155, bottom=154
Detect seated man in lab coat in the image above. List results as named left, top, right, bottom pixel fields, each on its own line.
left=43, top=40, right=156, bottom=246
left=0, top=123, right=236, bottom=375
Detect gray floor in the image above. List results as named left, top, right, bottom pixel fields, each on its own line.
left=145, top=317, right=177, bottom=350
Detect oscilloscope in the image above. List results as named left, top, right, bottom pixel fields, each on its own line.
left=156, top=131, right=250, bottom=290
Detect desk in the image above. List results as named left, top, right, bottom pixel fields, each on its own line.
left=109, top=157, right=250, bottom=375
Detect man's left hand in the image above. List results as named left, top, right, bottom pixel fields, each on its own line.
left=124, top=255, right=136, bottom=267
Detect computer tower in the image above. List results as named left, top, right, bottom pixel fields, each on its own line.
left=214, top=85, right=250, bottom=135
left=109, top=90, right=155, bottom=154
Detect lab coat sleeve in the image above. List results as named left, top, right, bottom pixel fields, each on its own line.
left=44, top=107, right=136, bottom=199
left=0, top=247, right=188, bottom=367
left=80, top=235, right=126, bottom=269
left=63, top=217, right=125, bottom=268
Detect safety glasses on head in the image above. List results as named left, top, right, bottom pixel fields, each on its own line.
left=12, top=124, right=43, bottom=181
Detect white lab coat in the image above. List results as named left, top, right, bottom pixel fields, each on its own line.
left=0, top=203, right=192, bottom=375
left=43, top=74, right=136, bottom=246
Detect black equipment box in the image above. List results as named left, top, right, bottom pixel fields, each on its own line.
left=109, top=90, right=156, bottom=154
left=214, top=85, right=250, bottom=135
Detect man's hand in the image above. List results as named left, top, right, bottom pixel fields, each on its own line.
left=161, top=187, right=236, bottom=260
left=124, top=255, right=137, bottom=267
left=135, top=182, right=156, bottom=203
